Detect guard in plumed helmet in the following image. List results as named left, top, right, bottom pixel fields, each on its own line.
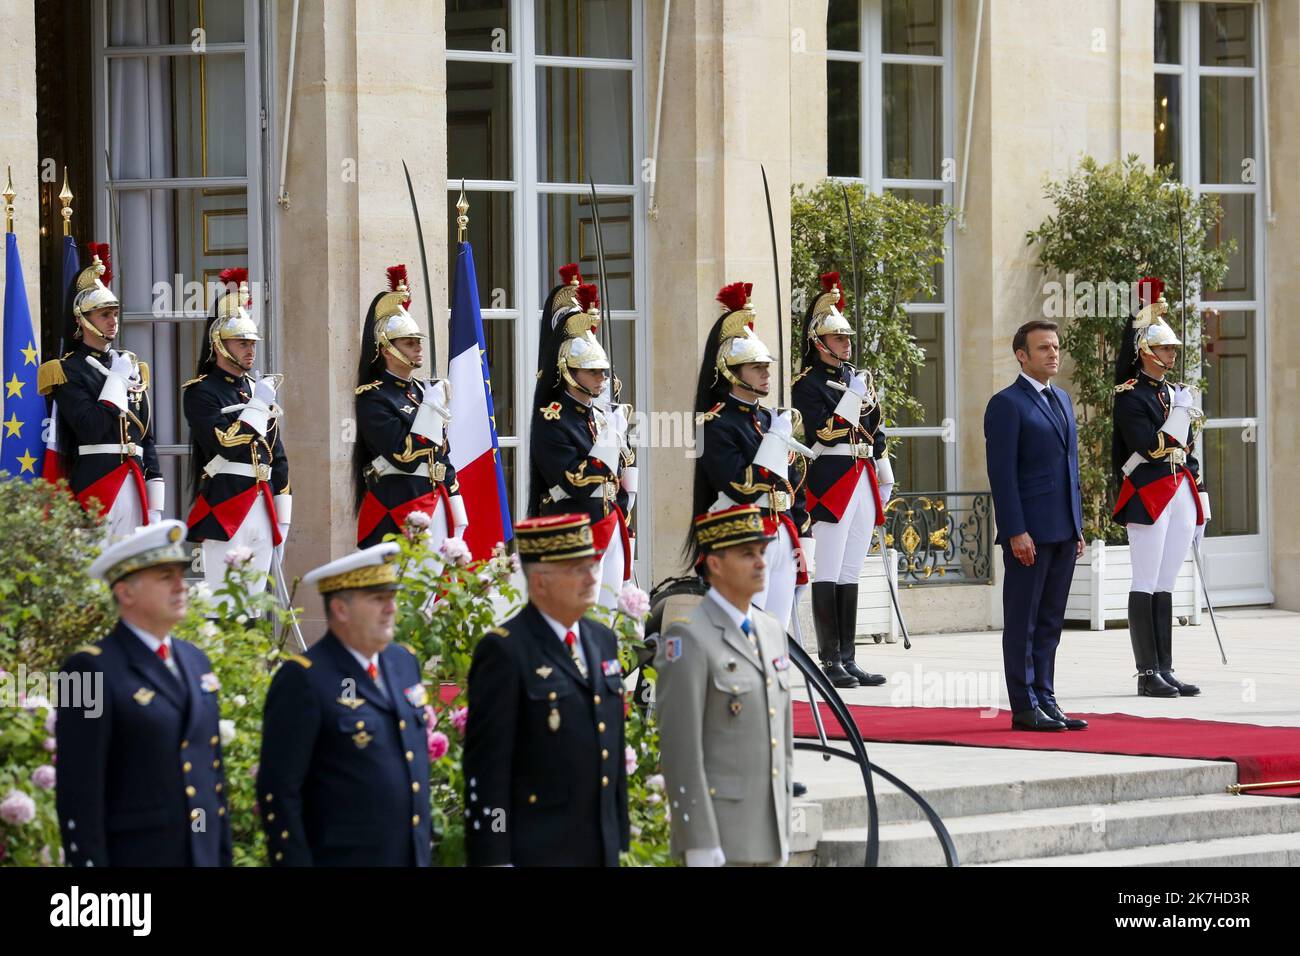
left=37, top=242, right=164, bottom=538
left=791, top=272, right=889, bottom=688
left=689, top=281, right=810, bottom=633
left=463, top=514, right=629, bottom=867
left=352, top=265, right=465, bottom=549
left=1112, top=276, right=1209, bottom=699
left=655, top=505, right=794, bottom=867
left=256, top=542, right=433, bottom=866
left=528, top=264, right=634, bottom=609
left=182, top=268, right=291, bottom=595
left=55, top=520, right=232, bottom=867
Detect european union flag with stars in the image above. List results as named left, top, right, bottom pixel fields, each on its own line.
left=2, top=231, right=44, bottom=481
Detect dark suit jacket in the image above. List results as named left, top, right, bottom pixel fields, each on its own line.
left=984, top=375, right=1084, bottom=545
left=463, top=603, right=630, bottom=866
left=55, top=621, right=231, bottom=867
left=257, top=633, right=433, bottom=866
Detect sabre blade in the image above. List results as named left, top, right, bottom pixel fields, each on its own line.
left=760, top=164, right=786, bottom=401
left=401, top=159, right=438, bottom=374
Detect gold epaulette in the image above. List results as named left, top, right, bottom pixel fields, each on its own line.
left=138, top=361, right=150, bottom=390
left=397, top=641, right=420, bottom=659
left=539, top=401, right=562, bottom=421
left=791, top=365, right=813, bottom=385
left=487, top=626, right=509, bottom=638
left=182, top=374, right=207, bottom=389
left=355, top=380, right=382, bottom=395
left=282, top=653, right=312, bottom=669
left=1113, top=378, right=1137, bottom=394
left=72, top=645, right=102, bottom=657
left=695, top=402, right=724, bottom=425
left=37, top=359, right=66, bottom=395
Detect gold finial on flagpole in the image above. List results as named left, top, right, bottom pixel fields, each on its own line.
left=60, top=167, right=74, bottom=237
left=3, top=166, right=15, bottom=234
left=456, top=179, right=469, bottom=243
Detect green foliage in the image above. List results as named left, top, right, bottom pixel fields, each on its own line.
left=584, top=599, right=674, bottom=867
left=0, top=696, right=60, bottom=866
left=790, top=181, right=954, bottom=434
left=0, top=477, right=114, bottom=672
left=174, top=558, right=300, bottom=867
left=1025, top=155, right=1231, bottom=541
left=388, top=528, right=522, bottom=866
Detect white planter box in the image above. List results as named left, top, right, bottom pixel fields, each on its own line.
left=1065, top=540, right=1203, bottom=631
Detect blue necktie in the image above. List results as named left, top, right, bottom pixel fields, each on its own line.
left=1045, top=387, right=1068, bottom=434
left=740, top=618, right=751, bottom=635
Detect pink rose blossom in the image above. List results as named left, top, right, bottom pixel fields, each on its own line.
left=0, top=791, right=37, bottom=825
left=427, top=730, right=450, bottom=761
left=31, top=765, right=56, bottom=791
left=21, top=694, right=50, bottom=713
left=624, top=745, right=638, bottom=775
left=646, top=774, right=665, bottom=791
left=44, top=710, right=57, bottom=734
left=617, top=583, right=651, bottom=619
left=43, top=737, right=57, bottom=753
left=40, top=845, right=64, bottom=867
left=450, top=707, right=468, bottom=736
left=423, top=704, right=437, bottom=728
left=224, top=546, right=254, bottom=567
left=438, top=537, right=472, bottom=567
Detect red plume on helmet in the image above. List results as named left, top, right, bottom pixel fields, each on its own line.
left=559, top=263, right=582, bottom=285
left=387, top=264, right=412, bottom=307
left=1137, top=276, right=1165, bottom=307
left=218, top=267, right=250, bottom=305
left=820, top=270, right=843, bottom=304
left=577, top=282, right=599, bottom=313
left=716, top=281, right=751, bottom=314
left=87, top=242, right=113, bottom=286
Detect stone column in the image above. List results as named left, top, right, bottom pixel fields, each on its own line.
left=0, top=0, right=41, bottom=329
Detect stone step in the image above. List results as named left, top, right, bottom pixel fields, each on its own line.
left=973, top=828, right=1300, bottom=867
left=815, top=792, right=1300, bottom=867
left=790, top=800, right=822, bottom=854
left=810, top=760, right=1237, bottom=830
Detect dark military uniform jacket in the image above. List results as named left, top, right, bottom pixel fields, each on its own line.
left=530, top=389, right=631, bottom=523
left=463, top=603, right=629, bottom=867
left=355, top=369, right=459, bottom=547
left=1112, top=370, right=1206, bottom=527
left=791, top=360, right=886, bottom=525
left=39, top=342, right=161, bottom=515
left=257, top=633, right=433, bottom=866
left=697, top=392, right=811, bottom=539
left=183, top=370, right=290, bottom=543
left=55, top=620, right=231, bottom=867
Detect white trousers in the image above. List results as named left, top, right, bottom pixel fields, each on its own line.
left=202, top=499, right=275, bottom=596
left=811, top=467, right=879, bottom=585
left=103, top=485, right=145, bottom=542
left=754, top=523, right=797, bottom=631
left=1127, top=478, right=1198, bottom=593
left=596, top=528, right=628, bottom=611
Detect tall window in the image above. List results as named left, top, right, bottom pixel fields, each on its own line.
left=92, top=0, right=267, bottom=519
left=826, top=0, right=955, bottom=493
left=446, top=1, right=647, bottom=556
left=1154, top=2, right=1268, bottom=598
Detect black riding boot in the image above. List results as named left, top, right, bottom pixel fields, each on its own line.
left=812, top=582, right=856, bottom=688
left=836, top=583, right=886, bottom=686
left=1154, top=591, right=1200, bottom=696
left=1129, top=591, right=1178, bottom=697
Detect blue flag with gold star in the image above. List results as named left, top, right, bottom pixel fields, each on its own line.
left=2, top=232, right=44, bottom=481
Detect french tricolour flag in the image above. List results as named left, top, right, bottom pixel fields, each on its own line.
left=448, top=240, right=513, bottom=559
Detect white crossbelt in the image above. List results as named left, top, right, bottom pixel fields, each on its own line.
left=818, top=444, right=876, bottom=459
left=1121, top=449, right=1186, bottom=477
left=203, top=454, right=271, bottom=482
left=78, top=442, right=140, bottom=457
left=713, top=490, right=791, bottom=513
left=370, top=456, right=446, bottom=481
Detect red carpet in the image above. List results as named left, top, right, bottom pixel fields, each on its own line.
left=793, top=702, right=1300, bottom=795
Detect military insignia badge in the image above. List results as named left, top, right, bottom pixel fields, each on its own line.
left=772, top=655, right=791, bottom=672
left=601, top=658, right=622, bottom=677
left=352, top=731, right=373, bottom=749
left=403, top=683, right=429, bottom=708
left=336, top=696, right=365, bottom=710
left=664, top=636, right=682, bottom=662
left=133, top=688, right=156, bottom=706
left=401, top=404, right=416, bottom=415
left=547, top=708, right=561, bottom=732
left=728, top=696, right=743, bottom=716
left=541, top=401, right=562, bottom=421
left=200, top=672, right=221, bottom=693
left=535, top=665, right=554, bottom=679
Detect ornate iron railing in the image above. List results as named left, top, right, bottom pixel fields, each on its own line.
left=874, top=491, right=993, bottom=586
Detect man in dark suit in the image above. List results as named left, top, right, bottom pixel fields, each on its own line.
left=984, top=320, right=1087, bottom=732
left=56, top=520, right=232, bottom=867
left=463, top=514, right=630, bottom=866
left=257, top=542, right=433, bottom=866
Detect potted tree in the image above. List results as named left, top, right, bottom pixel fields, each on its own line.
left=1026, top=155, right=1231, bottom=628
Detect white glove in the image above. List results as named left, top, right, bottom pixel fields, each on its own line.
left=411, top=380, right=451, bottom=444
left=273, top=494, right=292, bottom=544
left=148, top=511, right=162, bottom=525
left=449, top=494, right=469, bottom=538
left=619, top=465, right=638, bottom=494
left=590, top=412, right=621, bottom=475
left=1171, top=385, right=1195, bottom=409
left=252, top=376, right=278, bottom=406
left=1199, top=491, right=1211, bottom=522
left=833, top=374, right=867, bottom=423
left=753, top=412, right=794, bottom=478
left=237, top=377, right=275, bottom=437
left=90, top=352, right=133, bottom=412
left=847, top=371, right=868, bottom=397
left=799, top=537, right=816, bottom=578
left=1161, top=405, right=1192, bottom=447
left=685, top=847, right=726, bottom=868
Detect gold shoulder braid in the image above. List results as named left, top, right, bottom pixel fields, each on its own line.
left=37, top=359, right=66, bottom=395
left=356, top=381, right=382, bottom=395
left=1113, top=378, right=1137, bottom=394
left=182, top=374, right=207, bottom=389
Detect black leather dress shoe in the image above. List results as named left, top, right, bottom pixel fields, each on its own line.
left=1039, top=701, right=1088, bottom=730
left=842, top=661, right=887, bottom=687
left=792, top=781, right=807, bottom=798
left=1010, top=707, right=1067, bottom=731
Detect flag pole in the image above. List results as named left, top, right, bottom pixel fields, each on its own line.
left=3, top=166, right=14, bottom=233
left=60, top=167, right=73, bottom=237
left=457, top=180, right=469, bottom=243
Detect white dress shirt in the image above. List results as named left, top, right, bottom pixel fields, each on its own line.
left=537, top=608, right=585, bottom=661
left=122, top=621, right=179, bottom=678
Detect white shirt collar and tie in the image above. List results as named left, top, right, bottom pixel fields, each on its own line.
left=707, top=588, right=756, bottom=649
left=344, top=645, right=383, bottom=685
left=123, top=621, right=180, bottom=680
left=538, top=609, right=588, bottom=678
left=1019, top=371, right=1069, bottom=433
